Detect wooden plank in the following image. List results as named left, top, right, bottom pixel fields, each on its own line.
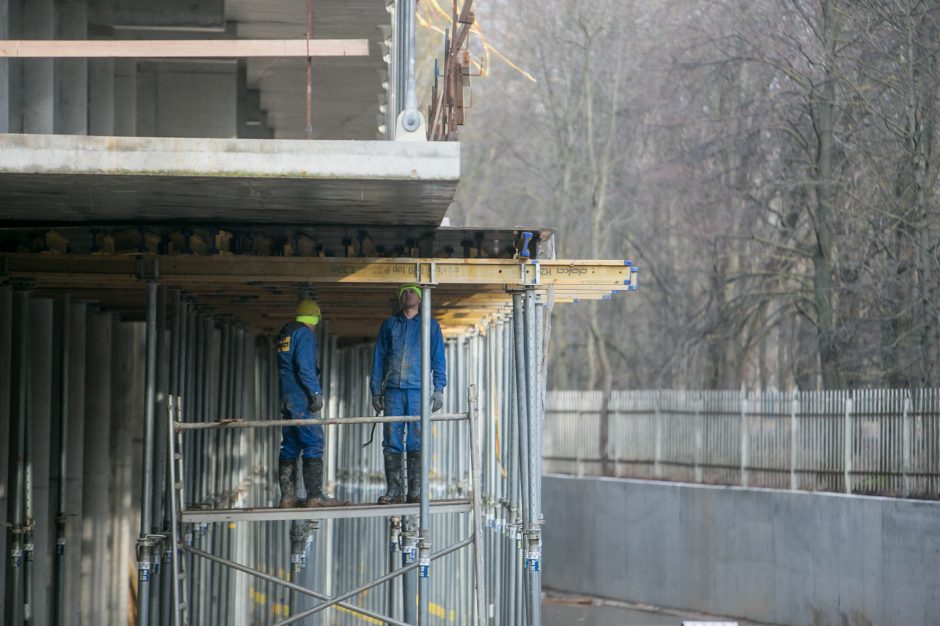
left=0, top=39, right=369, bottom=58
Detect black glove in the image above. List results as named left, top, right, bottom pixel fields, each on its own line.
left=372, top=394, right=384, bottom=413
left=431, top=390, right=443, bottom=413
left=308, top=394, right=323, bottom=413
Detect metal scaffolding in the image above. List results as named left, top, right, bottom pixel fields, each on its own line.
left=1, top=244, right=636, bottom=625
left=149, top=285, right=556, bottom=626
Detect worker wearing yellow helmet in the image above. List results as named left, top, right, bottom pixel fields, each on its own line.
left=275, top=298, right=344, bottom=507
left=370, top=284, right=447, bottom=504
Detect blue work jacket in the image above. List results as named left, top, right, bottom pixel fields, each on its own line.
left=277, top=322, right=321, bottom=400
left=370, top=312, right=446, bottom=395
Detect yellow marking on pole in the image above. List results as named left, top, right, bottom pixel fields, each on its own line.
left=335, top=604, right=384, bottom=625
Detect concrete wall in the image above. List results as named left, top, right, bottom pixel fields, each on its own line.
left=137, top=61, right=237, bottom=138
left=543, top=475, right=940, bottom=626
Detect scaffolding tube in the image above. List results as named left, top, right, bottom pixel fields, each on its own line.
left=53, top=295, right=70, bottom=626
left=5, top=287, right=29, bottom=626
left=271, top=536, right=475, bottom=626
left=524, top=289, right=542, bottom=626
left=419, top=285, right=432, bottom=626
left=137, top=281, right=159, bottom=626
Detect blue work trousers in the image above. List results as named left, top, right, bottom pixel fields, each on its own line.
left=383, top=388, right=423, bottom=454
left=279, top=390, right=323, bottom=460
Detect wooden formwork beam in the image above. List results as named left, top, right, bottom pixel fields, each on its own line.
left=0, top=39, right=369, bottom=58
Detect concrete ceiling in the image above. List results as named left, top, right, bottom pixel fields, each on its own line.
left=226, top=0, right=388, bottom=140
left=0, top=134, right=458, bottom=226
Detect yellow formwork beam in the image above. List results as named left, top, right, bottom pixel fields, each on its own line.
left=0, top=254, right=635, bottom=288
left=2, top=252, right=637, bottom=335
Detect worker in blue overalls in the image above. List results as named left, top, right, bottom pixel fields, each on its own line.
left=276, top=298, right=343, bottom=508
left=370, top=284, right=447, bottom=504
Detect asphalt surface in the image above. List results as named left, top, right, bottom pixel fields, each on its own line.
left=543, top=593, right=757, bottom=626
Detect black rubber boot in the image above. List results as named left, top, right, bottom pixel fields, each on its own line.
left=406, top=452, right=421, bottom=503
left=301, top=458, right=346, bottom=507
left=278, top=458, right=299, bottom=509
left=377, top=451, right=405, bottom=505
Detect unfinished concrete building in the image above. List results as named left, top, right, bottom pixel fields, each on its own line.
left=0, top=1, right=636, bottom=625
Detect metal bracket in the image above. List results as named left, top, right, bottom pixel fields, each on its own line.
left=520, top=261, right=540, bottom=287
left=416, top=261, right=437, bottom=285
left=136, top=256, right=161, bottom=281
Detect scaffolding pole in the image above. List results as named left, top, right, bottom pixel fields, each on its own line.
left=524, top=289, right=542, bottom=626
left=53, top=295, right=70, bottom=626
left=137, top=281, right=159, bottom=626
left=418, top=284, right=432, bottom=626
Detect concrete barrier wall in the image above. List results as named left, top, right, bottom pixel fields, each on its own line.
left=543, top=475, right=940, bottom=626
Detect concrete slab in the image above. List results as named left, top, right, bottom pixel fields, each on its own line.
left=0, top=133, right=459, bottom=225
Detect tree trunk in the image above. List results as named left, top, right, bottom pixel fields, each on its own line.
left=811, top=0, right=842, bottom=389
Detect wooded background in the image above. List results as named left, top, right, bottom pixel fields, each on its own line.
left=440, top=0, right=940, bottom=392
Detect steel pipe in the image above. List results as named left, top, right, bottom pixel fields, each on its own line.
left=137, top=281, right=159, bottom=626
left=4, top=287, right=30, bottom=626
left=53, top=295, right=70, bottom=626
left=174, top=412, right=468, bottom=430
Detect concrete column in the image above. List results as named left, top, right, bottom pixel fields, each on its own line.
left=55, top=0, right=88, bottom=135
left=22, top=0, right=54, bottom=134
left=0, top=0, right=13, bottom=132
left=113, top=59, right=136, bottom=136
left=109, top=319, right=144, bottom=623
left=236, top=59, right=247, bottom=137
left=0, top=287, right=11, bottom=621
left=87, top=0, right=113, bottom=134
left=87, top=59, right=114, bottom=135
left=27, top=298, right=54, bottom=626
left=64, top=302, right=86, bottom=626
left=80, top=310, right=112, bottom=624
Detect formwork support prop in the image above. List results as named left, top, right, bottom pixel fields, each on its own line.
left=419, top=284, right=432, bottom=626
left=137, top=280, right=159, bottom=626
left=523, top=288, right=543, bottom=626
left=4, top=286, right=30, bottom=626
left=53, top=295, right=70, bottom=626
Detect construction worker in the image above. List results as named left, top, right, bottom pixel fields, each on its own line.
left=276, top=298, right=343, bottom=508
left=370, top=284, right=446, bottom=504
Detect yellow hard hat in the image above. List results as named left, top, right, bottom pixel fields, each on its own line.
left=296, top=298, right=320, bottom=325
left=397, top=284, right=422, bottom=299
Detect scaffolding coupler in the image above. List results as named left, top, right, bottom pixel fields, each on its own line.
left=417, top=530, right=431, bottom=579
left=524, top=524, right=542, bottom=573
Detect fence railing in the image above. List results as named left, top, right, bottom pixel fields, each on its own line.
left=543, top=389, right=940, bottom=499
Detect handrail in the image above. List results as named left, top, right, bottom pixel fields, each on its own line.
left=174, top=411, right=468, bottom=431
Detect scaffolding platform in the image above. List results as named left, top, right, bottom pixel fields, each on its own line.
left=181, top=499, right=472, bottom=523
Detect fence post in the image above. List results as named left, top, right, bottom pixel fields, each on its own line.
left=654, top=394, right=663, bottom=479
left=902, top=394, right=912, bottom=498
left=612, top=399, right=620, bottom=478
left=575, top=404, right=584, bottom=478
left=844, top=395, right=854, bottom=495
left=789, top=391, right=799, bottom=491
left=740, top=388, right=749, bottom=487
left=694, top=392, right=704, bottom=483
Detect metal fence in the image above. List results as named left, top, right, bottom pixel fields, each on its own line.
left=543, top=389, right=940, bottom=498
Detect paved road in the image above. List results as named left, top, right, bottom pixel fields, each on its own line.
left=543, top=594, right=756, bottom=626
left=545, top=603, right=684, bottom=625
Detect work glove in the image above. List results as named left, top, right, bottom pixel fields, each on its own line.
left=372, top=394, right=384, bottom=413
left=308, top=394, right=323, bottom=413
left=431, top=390, right=444, bottom=413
